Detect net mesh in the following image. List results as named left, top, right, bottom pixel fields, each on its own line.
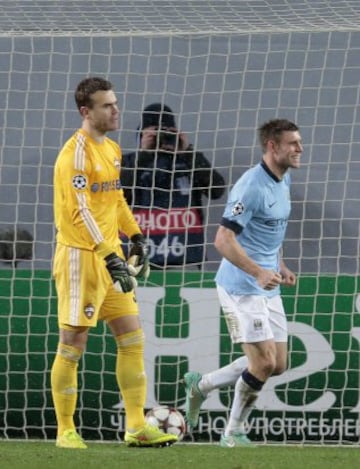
left=0, top=0, right=360, bottom=36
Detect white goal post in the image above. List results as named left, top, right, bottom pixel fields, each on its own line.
left=0, top=0, right=360, bottom=444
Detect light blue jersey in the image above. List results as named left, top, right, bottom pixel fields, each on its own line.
left=215, top=161, right=291, bottom=297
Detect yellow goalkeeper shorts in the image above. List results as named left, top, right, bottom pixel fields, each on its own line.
left=53, top=243, right=139, bottom=328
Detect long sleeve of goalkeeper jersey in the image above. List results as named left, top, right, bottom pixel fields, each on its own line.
left=117, top=187, right=142, bottom=239
left=54, top=130, right=140, bottom=252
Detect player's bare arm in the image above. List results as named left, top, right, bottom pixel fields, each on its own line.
left=279, top=259, right=297, bottom=286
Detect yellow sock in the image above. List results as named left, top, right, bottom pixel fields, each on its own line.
left=115, top=330, right=147, bottom=431
left=50, top=343, right=82, bottom=436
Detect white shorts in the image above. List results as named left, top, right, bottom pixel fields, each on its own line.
left=216, top=284, right=288, bottom=344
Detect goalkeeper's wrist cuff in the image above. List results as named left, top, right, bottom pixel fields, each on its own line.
left=131, top=233, right=146, bottom=244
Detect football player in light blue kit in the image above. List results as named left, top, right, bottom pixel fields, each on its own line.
left=184, top=119, right=303, bottom=447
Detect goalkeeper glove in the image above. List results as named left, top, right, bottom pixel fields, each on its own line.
left=127, top=234, right=150, bottom=280
left=104, top=253, right=137, bottom=293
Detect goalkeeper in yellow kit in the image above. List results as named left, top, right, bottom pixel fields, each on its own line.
left=51, top=76, right=177, bottom=449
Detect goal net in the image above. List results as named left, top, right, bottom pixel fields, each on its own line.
left=0, top=0, right=360, bottom=444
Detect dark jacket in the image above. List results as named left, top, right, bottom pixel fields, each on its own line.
left=121, top=148, right=225, bottom=267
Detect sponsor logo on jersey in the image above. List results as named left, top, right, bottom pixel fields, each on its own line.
left=99, top=179, right=121, bottom=192
left=264, top=218, right=288, bottom=227
left=90, top=180, right=120, bottom=192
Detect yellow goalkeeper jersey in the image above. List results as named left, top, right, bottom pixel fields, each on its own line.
left=54, top=129, right=140, bottom=253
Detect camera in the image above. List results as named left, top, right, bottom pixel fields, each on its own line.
left=158, top=128, right=178, bottom=148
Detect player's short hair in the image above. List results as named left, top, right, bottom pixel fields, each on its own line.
left=74, top=77, right=113, bottom=110
left=258, top=118, right=299, bottom=152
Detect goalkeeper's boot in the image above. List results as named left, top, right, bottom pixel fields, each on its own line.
left=184, top=371, right=207, bottom=430
left=220, top=432, right=255, bottom=448
left=56, top=429, right=87, bottom=449
left=124, top=424, right=178, bottom=447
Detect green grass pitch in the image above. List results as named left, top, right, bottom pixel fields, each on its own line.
left=0, top=441, right=359, bottom=469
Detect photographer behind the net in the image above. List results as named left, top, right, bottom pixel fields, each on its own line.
left=121, top=103, right=225, bottom=268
